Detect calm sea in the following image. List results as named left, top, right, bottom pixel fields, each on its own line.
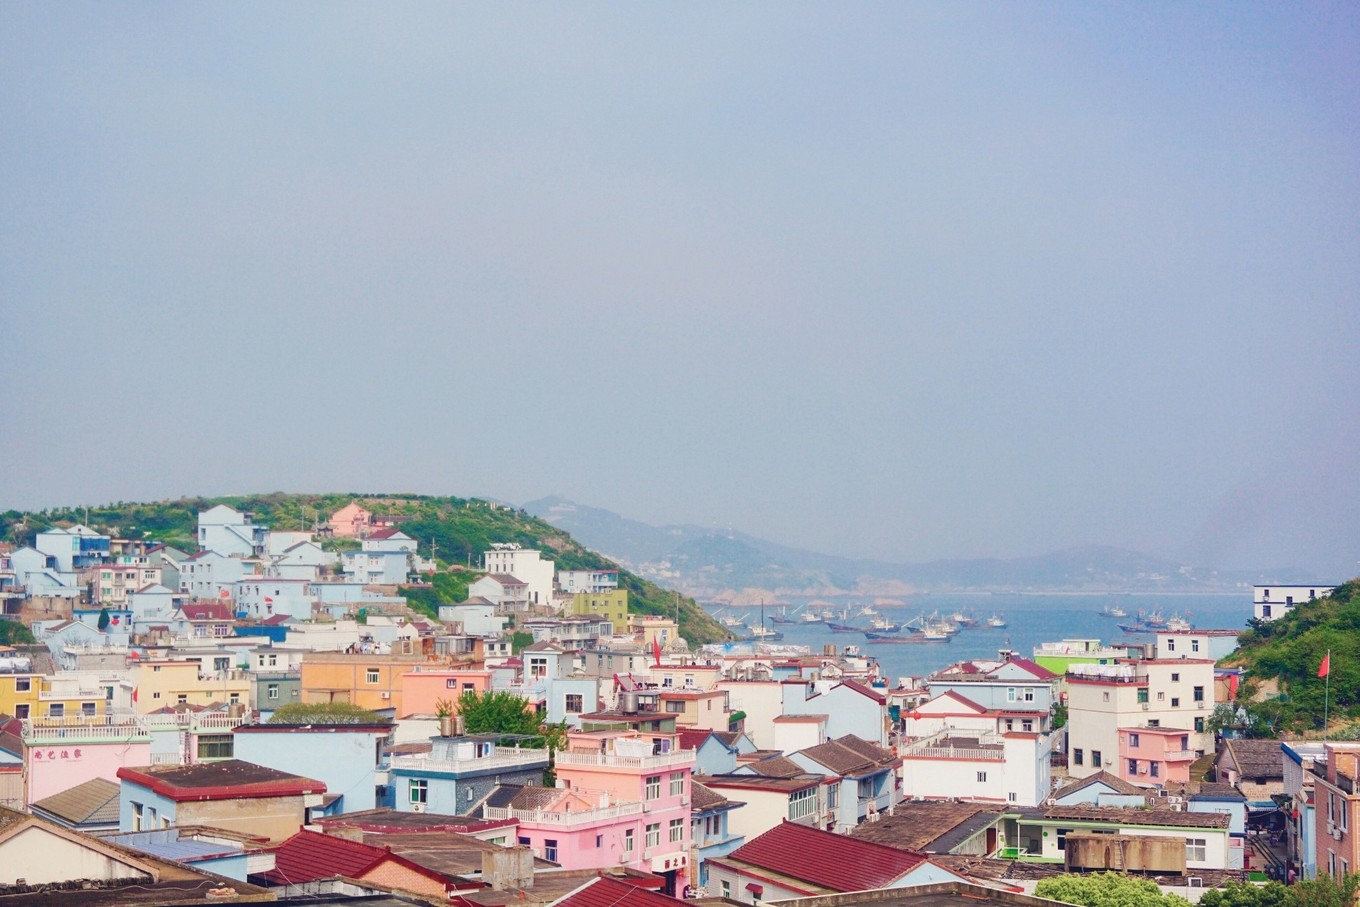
left=704, top=593, right=1249, bottom=685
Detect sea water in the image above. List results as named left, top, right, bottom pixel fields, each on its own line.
left=709, top=592, right=1248, bottom=684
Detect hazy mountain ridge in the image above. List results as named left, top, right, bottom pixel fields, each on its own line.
left=525, top=496, right=1280, bottom=595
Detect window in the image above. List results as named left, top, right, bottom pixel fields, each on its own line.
left=132, top=802, right=144, bottom=831
left=595, top=834, right=603, bottom=848
left=177, top=694, right=188, bottom=704
left=976, top=771, right=988, bottom=783
left=1171, top=697, right=1180, bottom=707
left=1158, top=692, right=1165, bottom=701
left=268, top=653, right=278, bottom=666
left=670, top=772, right=685, bottom=796
left=1005, top=719, right=1014, bottom=731
left=198, top=735, right=233, bottom=759
left=1129, top=732, right=1141, bottom=747
left=1024, top=688, right=1035, bottom=702
left=1167, top=639, right=1175, bottom=652
left=789, top=787, right=817, bottom=821
left=267, top=683, right=279, bottom=700
left=1171, top=672, right=1180, bottom=682
left=669, top=818, right=684, bottom=843
left=47, top=704, right=63, bottom=719
left=1193, top=686, right=1205, bottom=702
left=1186, top=838, right=1206, bottom=862
left=1191, top=639, right=1201, bottom=653
left=545, top=839, right=558, bottom=862
left=1073, top=748, right=1084, bottom=766
left=666, top=701, right=685, bottom=714
left=14, top=704, right=28, bottom=719
left=1137, top=688, right=1149, bottom=703
left=1057, top=828, right=1073, bottom=851
left=410, top=779, right=428, bottom=804
left=1150, top=762, right=1160, bottom=778
left=1194, top=717, right=1205, bottom=733
left=366, top=669, right=380, bottom=684
left=1022, top=719, right=1034, bottom=732
left=81, top=702, right=96, bottom=717
left=645, top=775, right=661, bottom=800
left=1148, top=719, right=1160, bottom=727
left=827, top=784, right=839, bottom=809
left=721, top=882, right=731, bottom=898
left=564, top=694, right=583, bottom=713
left=15, top=677, right=31, bottom=693
left=624, top=828, right=635, bottom=852
left=1007, top=687, right=1017, bottom=702
left=1128, top=759, right=1139, bottom=775
left=1092, top=750, right=1103, bottom=767
left=1102, top=692, right=1110, bottom=702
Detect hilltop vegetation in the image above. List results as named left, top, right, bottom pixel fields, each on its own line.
left=1222, top=579, right=1360, bottom=734
left=0, top=493, right=729, bottom=645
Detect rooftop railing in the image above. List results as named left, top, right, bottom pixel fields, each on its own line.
left=389, top=746, right=549, bottom=774
left=483, top=801, right=644, bottom=827
left=555, top=749, right=695, bottom=770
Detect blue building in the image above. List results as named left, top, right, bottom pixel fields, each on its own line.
left=232, top=721, right=393, bottom=816
left=388, top=734, right=548, bottom=814
left=691, top=781, right=744, bottom=889
left=789, top=734, right=900, bottom=832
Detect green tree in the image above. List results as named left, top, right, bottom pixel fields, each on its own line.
left=0, top=622, right=36, bottom=646
left=266, top=702, right=387, bottom=725
left=1198, top=881, right=1289, bottom=907
left=1034, top=873, right=1192, bottom=907
left=457, top=690, right=566, bottom=785
left=510, top=631, right=534, bottom=654
left=1289, top=874, right=1360, bottom=907
left=97, top=607, right=111, bottom=631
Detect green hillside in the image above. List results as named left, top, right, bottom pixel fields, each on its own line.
left=0, top=493, right=730, bottom=646
left=1222, top=579, right=1360, bottom=734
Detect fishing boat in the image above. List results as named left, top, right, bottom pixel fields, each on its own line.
left=1164, top=613, right=1193, bottom=632
left=800, top=609, right=826, bottom=625
left=867, top=615, right=902, bottom=633
left=865, top=631, right=925, bottom=644
left=1101, top=604, right=1129, bottom=618
left=1118, top=623, right=1154, bottom=634
left=921, top=627, right=952, bottom=642
left=827, top=622, right=862, bottom=633
left=947, top=611, right=976, bottom=628
left=984, top=614, right=1007, bottom=629
left=746, top=625, right=784, bottom=641
left=718, top=610, right=749, bottom=630
left=768, top=606, right=795, bottom=625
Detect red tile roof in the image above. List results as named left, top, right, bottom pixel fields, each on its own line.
left=993, top=657, right=1059, bottom=681
left=676, top=728, right=714, bottom=751
left=555, top=875, right=686, bottom=907
left=179, top=602, right=235, bottom=621
left=259, top=829, right=442, bottom=885
left=722, top=820, right=929, bottom=892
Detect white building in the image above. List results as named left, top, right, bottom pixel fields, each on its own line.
left=1065, top=658, right=1216, bottom=779
left=178, top=550, right=251, bottom=600
left=557, top=569, right=620, bottom=595
left=482, top=544, right=554, bottom=607
left=899, top=728, right=1052, bottom=806
left=233, top=577, right=315, bottom=621
left=1254, top=584, right=1334, bottom=622
left=196, top=504, right=266, bottom=558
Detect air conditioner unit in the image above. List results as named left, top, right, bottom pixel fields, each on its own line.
left=411, top=802, right=425, bottom=813
left=1141, top=703, right=1150, bottom=710
left=619, top=854, right=631, bottom=864
left=381, top=692, right=391, bottom=700
left=1334, top=829, right=1344, bottom=841
left=642, top=804, right=650, bottom=812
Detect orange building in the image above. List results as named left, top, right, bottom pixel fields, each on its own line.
left=300, top=652, right=428, bottom=714
left=399, top=670, right=494, bottom=718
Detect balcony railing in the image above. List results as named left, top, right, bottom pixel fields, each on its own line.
left=23, top=720, right=150, bottom=742
left=389, top=747, right=549, bottom=774
left=555, top=749, right=695, bottom=770
left=483, top=801, right=644, bottom=827
left=902, top=743, right=1004, bottom=761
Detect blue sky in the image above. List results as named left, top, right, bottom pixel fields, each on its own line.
left=2, top=3, right=1357, bottom=576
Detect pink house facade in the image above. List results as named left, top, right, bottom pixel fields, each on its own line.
left=400, top=671, right=494, bottom=718
left=1117, top=725, right=1196, bottom=786
left=19, top=718, right=153, bottom=803
left=327, top=503, right=373, bottom=539
left=485, top=725, right=696, bottom=895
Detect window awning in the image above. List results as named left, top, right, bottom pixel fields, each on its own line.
left=745, top=883, right=764, bottom=895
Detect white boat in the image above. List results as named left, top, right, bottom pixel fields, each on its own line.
left=985, top=614, right=1007, bottom=629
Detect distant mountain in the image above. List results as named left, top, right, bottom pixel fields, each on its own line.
left=524, top=496, right=1258, bottom=596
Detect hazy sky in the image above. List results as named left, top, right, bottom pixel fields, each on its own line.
left=2, top=4, right=1357, bottom=577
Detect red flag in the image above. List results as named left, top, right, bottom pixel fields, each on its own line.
left=653, top=638, right=662, bottom=667
left=1319, top=653, right=1331, bottom=678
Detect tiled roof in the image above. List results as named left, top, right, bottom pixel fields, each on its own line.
left=741, top=755, right=807, bottom=779
left=992, top=656, right=1059, bottom=681
left=691, top=781, right=741, bottom=813
left=1040, top=805, right=1230, bottom=828
left=556, top=875, right=684, bottom=907
left=486, top=574, right=527, bottom=586
left=835, top=734, right=898, bottom=764
left=799, top=740, right=876, bottom=775
left=179, top=602, right=235, bottom=621
left=509, top=785, right=567, bottom=811
left=1052, top=770, right=1146, bottom=801
left=725, top=820, right=929, bottom=891
left=1224, top=739, right=1285, bottom=778
left=29, top=777, right=121, bottom=826
left=850, top=801, right=992, bottom=852
left=676, top=728, right=713, bottom=751
left=258, top=829, right=393, bottom=884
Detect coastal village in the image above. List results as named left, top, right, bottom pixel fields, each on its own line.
left=0, top=502, right=1350, bottom=907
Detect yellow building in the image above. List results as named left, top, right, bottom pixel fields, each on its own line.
left=130, top=661, right=251, bottom=714
left=0, top=666, right=112, bottom=722
left=299, top=652, right=428, bottom=714
left=569, top=589, right=629, bottom=627
left=628, top=614, right=677, bottom=649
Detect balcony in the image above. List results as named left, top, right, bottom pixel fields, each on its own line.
left=483, top=801, right=644, bottom=827
left=389, top=746, right=549, bottom=775
left=1164, top=749, right=1197, bottom=763
left=22, top=717, right=150, bottom=743
left=555, top=749, right=696, bottom=771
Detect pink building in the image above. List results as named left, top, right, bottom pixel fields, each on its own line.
left=486, top=715, right=695, bottom=896
left=1117, top=725, right=1196, bottom=786
left=327, top=503, right=373, bottom=538
left=400, top=671, right=494, bottom=718
left=7, top=716, right=153, bottom=804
